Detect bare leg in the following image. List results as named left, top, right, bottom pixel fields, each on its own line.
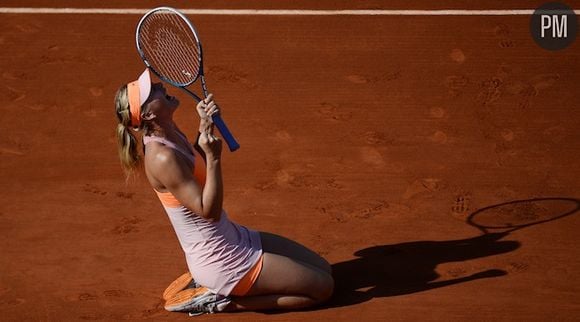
left=228, top=295, right=318, bottom=311
left=225, top=252, right=334, bottom=311
left=259, top=231, right=332, bottom=275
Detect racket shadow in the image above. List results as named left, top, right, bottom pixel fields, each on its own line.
left=466, top=197, right=580, bottom=234
left=326, top=232, right=516, bottom=308
left=326, top=197, right=580, bottom=309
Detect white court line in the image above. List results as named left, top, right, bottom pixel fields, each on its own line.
left=1, top=7, right=578, bottom=15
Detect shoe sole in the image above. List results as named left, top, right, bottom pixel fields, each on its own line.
left=164, top=287, right=211, bottom=312
left=162, top=272, right=193, bottom=301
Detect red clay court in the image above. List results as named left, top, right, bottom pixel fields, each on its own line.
left=0, top=1, right=579, bottom=321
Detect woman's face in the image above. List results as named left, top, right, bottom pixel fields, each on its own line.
left=144, top=82, right=179, bottom=115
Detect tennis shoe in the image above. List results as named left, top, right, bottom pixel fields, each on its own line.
left=165, top=287, right=231, bottom=315
left=162, top=272, right=201, bottom=301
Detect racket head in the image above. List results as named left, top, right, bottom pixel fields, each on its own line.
left=136, top=7, right=203, bottom=87
left=467, top=197, right=580, bottom=234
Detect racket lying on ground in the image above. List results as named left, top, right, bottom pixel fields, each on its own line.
left=467, top=197, right=579, bottom=235
left=136, top=6, right=240, bottom=152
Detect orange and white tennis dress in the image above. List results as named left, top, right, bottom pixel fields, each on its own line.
left=144, top=134, right=263, bottom=296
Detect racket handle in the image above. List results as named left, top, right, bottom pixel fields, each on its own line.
left=179, top=87, right=240, bottom=152
left=213, top=115, right=240, bottom=152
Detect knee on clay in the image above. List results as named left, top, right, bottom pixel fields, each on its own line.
left=310, top=273, right=334, bottom=303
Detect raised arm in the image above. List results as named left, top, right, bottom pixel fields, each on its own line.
left=194, top=94, right=224, bottom=221
left=148, top=94, right=224, bottom=222
left=149, top=147, right=222, bottom=222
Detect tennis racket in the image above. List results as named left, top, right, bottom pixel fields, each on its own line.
left=136, top=6, right=240, bottom=152
left=467, top=197, right=579, bottom=235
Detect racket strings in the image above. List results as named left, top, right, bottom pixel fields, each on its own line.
left=143, top=17, right=199, bottom=82
left=138, top=10, right=202, bottom=85
left=471, top=203, right=550, bottom=229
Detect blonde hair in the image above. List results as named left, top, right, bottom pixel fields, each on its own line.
left=114, top=85, right=143, bottom=177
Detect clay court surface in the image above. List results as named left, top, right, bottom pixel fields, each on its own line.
left=1, top=1, right=579, bottom=321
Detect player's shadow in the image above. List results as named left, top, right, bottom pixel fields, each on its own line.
left=328, top=232, right=515, bottom=308
left=328, top=197, right=580, bottom=308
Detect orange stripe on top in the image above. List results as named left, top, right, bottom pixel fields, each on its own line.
left=155, top=151, right=207, bottom=208
left=230, top=255, right=264, bottom=296
left=155, top=190, right=183, bottom=208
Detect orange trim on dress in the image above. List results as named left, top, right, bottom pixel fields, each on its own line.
left=155, top=190, right=183, bottom=208
left=154, top=156, right=207, bottom=208
left=230, top=255, right=264, bottom=296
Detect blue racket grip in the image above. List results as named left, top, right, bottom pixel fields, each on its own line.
left=212, top=114, right=240, bottom=152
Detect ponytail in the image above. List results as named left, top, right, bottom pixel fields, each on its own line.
left=114, top=85, right=142, bottom=177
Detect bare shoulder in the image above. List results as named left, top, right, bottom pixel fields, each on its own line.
left=145, top=141, right=178, bottom=171
left=144, top=142, right=187, bottom=188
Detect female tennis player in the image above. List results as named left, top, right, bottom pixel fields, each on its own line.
left=114, top=70, right=333, bottom=315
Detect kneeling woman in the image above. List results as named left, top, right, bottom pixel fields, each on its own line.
left=114, top=70, right=334, bottom=315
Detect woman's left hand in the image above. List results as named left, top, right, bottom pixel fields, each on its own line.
left=197, top=128, right=223, bottom=160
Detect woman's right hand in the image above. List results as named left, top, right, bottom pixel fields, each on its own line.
left=196, top=94, right=222, bottom=159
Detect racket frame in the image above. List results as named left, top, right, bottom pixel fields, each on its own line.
left=466, top=197, right=580, bottom=235
left=136, top=7, right=240, bottom=152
